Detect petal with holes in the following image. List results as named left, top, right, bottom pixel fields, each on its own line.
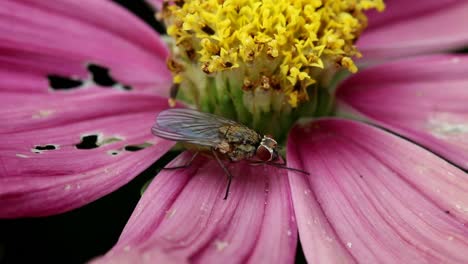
left=92, top=152, right=296, bottom=263
left=0, top=88, right=174, bottom=218
left=0, top=0, right=171, bottom=94
left=337, top=54, right=468, bottom=169
left=287, top=119, right=468, bottom=263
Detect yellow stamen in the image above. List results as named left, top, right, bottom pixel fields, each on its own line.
left=161, top=0, right=384, bottom=108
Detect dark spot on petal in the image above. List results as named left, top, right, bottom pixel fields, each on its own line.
left=109, top=150, right=120, bottom=156
left=76, top=135, right=99, bottom=149
left=122, top=85, right=132, bottom=91
left=124, top=143, right=153, bottom=152
left=34, top=145, right=57, bottom=151
left=445, top=210, right=451, bottom=214
left=48, top=75, right=83, bottom=90
left=87, top=64, right=117, bottom=87
left=359, top=174, right=363, bottom=178
left=224, top=62, right=233, bottom=67
left=201, top=25, right=215, bottom=35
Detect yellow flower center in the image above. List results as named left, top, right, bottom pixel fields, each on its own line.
left=161, top=0, right=383, bottom=107
left=159, top=0, right=384, bottom=140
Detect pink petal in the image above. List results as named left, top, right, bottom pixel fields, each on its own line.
left=337, top=54, right=468, bottom=169
left=93, top=247, right=187, bottom=264
left=288, top=118, right=468, bottom=263
left=359, top=1, right=468, bottom=61
left=0, top=0, right=171, bottom=94
left=0, top=88, right=174, bottom=218
left=93, top=152, right=297, bottom=263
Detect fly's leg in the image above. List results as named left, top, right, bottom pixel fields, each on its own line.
left=267, top=161, right=309, bottom=175
left=248, top=159, right=309, bottom=175
left=163, top=152, right=199, bottom=170
left=247, top=158, right=284, bottom=166
left=211, top=148, right=233, bottom=200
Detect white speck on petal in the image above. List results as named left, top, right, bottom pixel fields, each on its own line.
left=64, top=184, right=72, bottom=191
left=166, top=208, right=177, bottom=218
left=200, top=202, right=209, bottom=212
left=448, top=236, right=454, bottom=241
left=304, top=189, right=311, bottom=195
left=123, top=245, right=131, bottom=252
left=427, top=114, right=468, bottom=150
left=32, top=109, right=54, bottom=119
left=16, top=154, right=29, bottom=158
left=346, top=242, right=352, bottom=248
left=451, top=57, right=460, bottom=64
left=214, top=240, right=229, bottom=251
left=456, top=203, right=468, bottom=213
left=287, top=229, right=292, bottom=236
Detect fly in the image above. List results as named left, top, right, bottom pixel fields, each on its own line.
left=152, top=108, right=309, bottom=199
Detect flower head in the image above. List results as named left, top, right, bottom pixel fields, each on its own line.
left=160, top=0, right=384, bottom=139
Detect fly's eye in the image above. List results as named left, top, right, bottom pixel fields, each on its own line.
left=265, top=134, right=277, bottom=148
left=256, top=145, right=273, bottom=161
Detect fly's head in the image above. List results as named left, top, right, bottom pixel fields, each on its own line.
left=255, top=135, right=278, bottom=162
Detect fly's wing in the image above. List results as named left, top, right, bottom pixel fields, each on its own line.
left=152, top=108, right=239, bottom=147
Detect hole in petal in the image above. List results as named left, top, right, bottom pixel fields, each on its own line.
left=107, top=150, right=121, bottom=156
left=75, top=134, right=123, bottom=150
left=48, top=75, right=83, bottom=90
left=76, top=135, right=99, bottom=149
left=48, top=63, right=133, bottom=93
left=124, top=142, right=153, bottom=152
left=32, top=144, right=59, bottom=154
left=87, top=64, right=117, bottom=87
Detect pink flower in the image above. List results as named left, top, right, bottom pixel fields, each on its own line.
left=1, top=0, right=468, bottom=263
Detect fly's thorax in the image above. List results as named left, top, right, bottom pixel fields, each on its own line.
left=218, top=125, right=262, bottom=145
left=217, top=125, right=262, bottom=161
left=227, top=144, right=258, bottom=162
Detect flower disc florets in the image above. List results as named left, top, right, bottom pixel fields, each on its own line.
left=160, top=0, right=384, bottom=139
